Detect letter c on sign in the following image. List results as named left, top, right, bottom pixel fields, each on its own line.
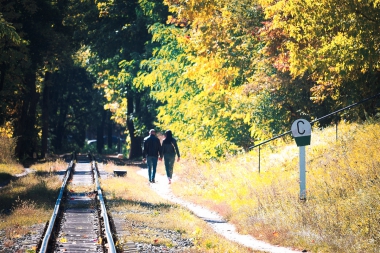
left=297, top=121, right=305, bottom=135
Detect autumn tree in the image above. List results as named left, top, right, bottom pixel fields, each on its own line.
left=258, top=0, right=380, bottom=119
left=135, top=1, right=266, bottom=159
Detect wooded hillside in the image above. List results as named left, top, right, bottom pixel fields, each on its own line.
left=0, top=0, right=379, bottom=161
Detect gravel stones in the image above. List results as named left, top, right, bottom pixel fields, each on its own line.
left=111, top=211, right=195, bottom=253
left=0, top=223, right=45, bottom=253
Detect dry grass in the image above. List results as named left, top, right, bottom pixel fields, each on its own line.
left=0, top=163, right=25, bottom=186
left=0, top=197, right=50, bottom=237
left=0, top=143, right=66, bottom=235
left=0, top=135, right=17, bottom=164
left=0, top=165, right=63, bottom=237
left=0, top=134, right=24, bottom=185
left=0, top=158, right=68, bottom=222
left=100, top=165, right=259, bottom=252
left=170, top=121, right=380, bottom=253
left=0, top=163, right=25, bottom=175
left=2, top=121, right=378, bottom=252
left=29, top=159, right=68, bottom=173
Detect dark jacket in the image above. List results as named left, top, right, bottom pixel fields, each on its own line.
left=143, top=135, right=162, bottom=158
left=162, top=138, right=180, bottom=157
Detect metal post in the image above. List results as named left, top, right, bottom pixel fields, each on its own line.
left=299, top=146, right=306, bottom=200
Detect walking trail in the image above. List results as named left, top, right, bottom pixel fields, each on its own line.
left=137, top=169, right=302, bottom=253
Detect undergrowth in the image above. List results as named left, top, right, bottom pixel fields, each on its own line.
left=0, top=164, right=24, bottom=185
left=171, top=121, right=380, bottom=253
left=0, top=134, right=24, bottom=184
left=100, top=165, right=257, bottom=252
left=0, top=135, right=17, bottom=164
left=0, top=170, right=62, bottom=239
left=29, top=159, right=67, bottom=173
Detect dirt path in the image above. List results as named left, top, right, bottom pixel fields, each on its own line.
left=136, top=168, right=302, bottom=253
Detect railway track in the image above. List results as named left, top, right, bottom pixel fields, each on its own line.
left=36, top=153, right=137, bottom=253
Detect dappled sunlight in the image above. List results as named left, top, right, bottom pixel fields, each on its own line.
left=0, top=172, right=62, bottom=234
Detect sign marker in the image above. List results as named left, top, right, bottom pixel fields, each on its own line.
left=291, top=119, right=311, bottom=200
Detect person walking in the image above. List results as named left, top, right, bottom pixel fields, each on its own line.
left=162, top=130, right=180, bottom=184
left=142, top=129, right=162, bottom=183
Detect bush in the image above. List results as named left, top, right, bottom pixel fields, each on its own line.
left=0, top=136, right=17, bottom=164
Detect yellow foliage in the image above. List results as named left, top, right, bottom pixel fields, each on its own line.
left=0, top=122, right=14, bottom=138
left=259, top=0, right=380, bottom=99
left=0, top=126, right=17, bottom=164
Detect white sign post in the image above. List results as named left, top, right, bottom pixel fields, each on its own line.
left=291, top=119, right=311, bottom=200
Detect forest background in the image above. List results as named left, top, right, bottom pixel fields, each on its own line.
left=1, top=1, right=380, bottom=252
left=0, top=0, right=379, bottom=162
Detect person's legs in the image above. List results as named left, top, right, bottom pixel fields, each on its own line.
left=151, top=157, right=158, bottom=182
left=164, top=154, right=175, bottom=183
left=146, top=156, right=153, bottom=182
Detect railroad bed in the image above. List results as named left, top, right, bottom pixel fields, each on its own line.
left=37, top=154, right=138, bottom=253
left=55, top=155, right=101, bottom=252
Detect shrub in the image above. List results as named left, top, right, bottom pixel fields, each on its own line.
left=0, top=136, right=17, bottom=164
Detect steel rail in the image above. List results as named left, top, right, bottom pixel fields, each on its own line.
left=92, top=160, right=117, bottom=253
left=39, top=160, right=74, bottom=253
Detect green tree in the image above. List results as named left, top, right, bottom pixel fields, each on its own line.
left=47, top=67, right=103, bottom=153
left=0, top=0, right=85, bottom=159
left=0, top=12, right=23, bottom=92
left=72, top=0, right=169, bottom=159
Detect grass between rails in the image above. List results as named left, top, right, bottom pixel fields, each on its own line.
left=170, top=121, right=380, bottom=253
left=99, top=163, right=259, bottom=252
left=0, top=160, right=67, bottom=238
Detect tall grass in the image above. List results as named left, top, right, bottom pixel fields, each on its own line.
left=0, top=134, right=24, bottom=184
left=100, top=165, right=258, bottom=252
left=30, top=159, right=67, bottom=173
left=0, top=163, right=25, bottom=185
left=0, top=163, right=63, bottom=239
left=0, top=174, right=62, bottom=253
left=172, top=121, right=380, bottom=253
left=0, top=175, right=62, bottom=218
left=0, top=135, right=16, bottom=164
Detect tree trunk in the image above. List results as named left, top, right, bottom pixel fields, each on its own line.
left=15, top=71, right=39, bottom=159
left=127, top=92, right=142, bottom=159
left=96, top=109, right=106, bottom=154
left=106, top=111, right=112, bottom=149
left=41, top=72, right=51, bottom=158
left=0, top=64, right=6, bottom=92
left=53, top=86, right=69, bottom=153
left=54, top=109, right=67, bottom=152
